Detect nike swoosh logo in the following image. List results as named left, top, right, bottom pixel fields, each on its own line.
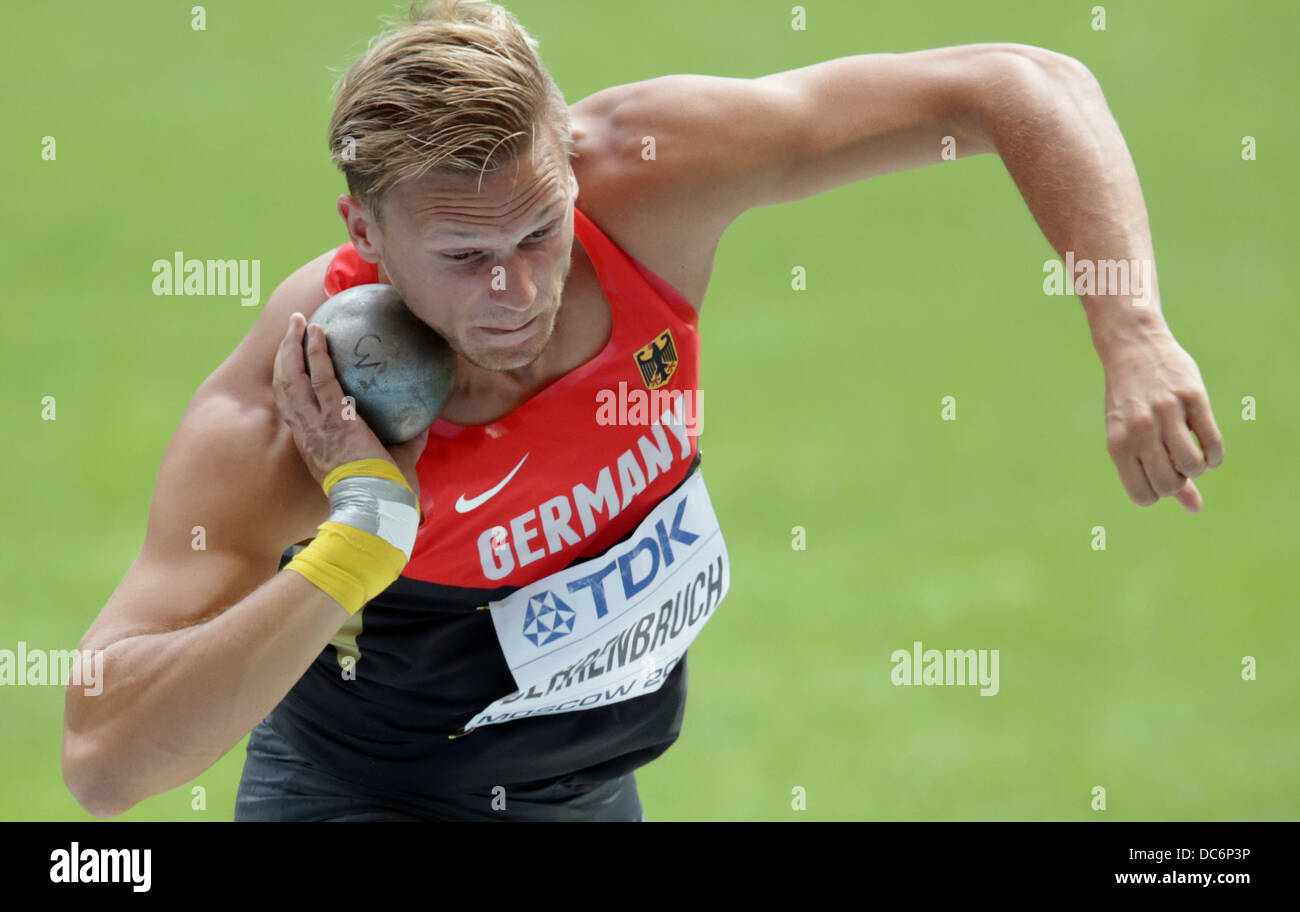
left=455, top=453, right=530, bottom=513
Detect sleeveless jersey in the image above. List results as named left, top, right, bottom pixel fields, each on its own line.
left=269, top=207, right=710, bottom=795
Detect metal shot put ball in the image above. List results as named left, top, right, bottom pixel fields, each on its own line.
left=305, top=284, right=457, bottom=445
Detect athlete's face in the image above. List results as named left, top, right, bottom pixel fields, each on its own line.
left=363, top=135, right=578, bottom=373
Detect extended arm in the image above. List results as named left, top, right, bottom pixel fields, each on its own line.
left=589, top=43, right=1224, bottom=507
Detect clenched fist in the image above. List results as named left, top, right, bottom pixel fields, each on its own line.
left=1100, top=329, right=1224, bottom=512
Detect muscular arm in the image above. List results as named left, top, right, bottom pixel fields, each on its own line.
left=968, top=48, right=1226, bottom=509
left=61, top=395, right=342, bottom=818
left=61, top=259, right=330, bottom=817
left=61, top=253, right=424, bottom=818
left=585, top=43, right=1224, bottom=509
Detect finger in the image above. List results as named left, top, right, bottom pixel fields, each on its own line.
left=1175, top=477, right=1203, bottom=513
left=1112, top=451, right=1160, bottom=506
left=303, top=323, right=347, bottom=414
left=1159, top=405, right=1208, bottom=480
left=1134, top=411, right=1187, bottom=498
left=273, top=312, right=317, bottom=418
left=1182, top=392, right=1225, bottom=469
left=1137, top=446, right=1186, bottom=499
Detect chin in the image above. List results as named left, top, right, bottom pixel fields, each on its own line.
left=465, top=330, right=552, bottom=372
left=474, top=349, right=541, bottom=371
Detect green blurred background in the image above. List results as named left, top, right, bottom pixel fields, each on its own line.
left=2, top=0, right=1296, bottom=821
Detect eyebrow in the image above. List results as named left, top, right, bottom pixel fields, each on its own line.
left=433, top=200, right=565, bottom=241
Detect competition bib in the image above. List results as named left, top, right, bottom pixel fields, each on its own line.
left=465, top=470, right=729, bottom=730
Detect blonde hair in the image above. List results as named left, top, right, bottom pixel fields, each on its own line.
left=327, top=0, right=573, bottom=221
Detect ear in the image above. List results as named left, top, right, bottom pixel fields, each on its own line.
left=337, top=194, right=383, bottom=264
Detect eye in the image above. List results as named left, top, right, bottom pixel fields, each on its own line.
left=442, top=224, right=555, bottom=263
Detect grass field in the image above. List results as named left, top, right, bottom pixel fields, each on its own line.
left=2, top=0, right=1297, bottom=821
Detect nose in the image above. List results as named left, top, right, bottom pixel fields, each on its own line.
left=490, top=252, right=539, bottom=314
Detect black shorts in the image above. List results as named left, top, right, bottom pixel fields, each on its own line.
left=234, top=714, right=647, bottom=822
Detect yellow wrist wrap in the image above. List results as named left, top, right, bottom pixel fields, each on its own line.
left=321, top=458, right=409, bottom=497
left=285, top=459, right=420, bottom=615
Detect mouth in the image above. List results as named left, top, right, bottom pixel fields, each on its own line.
left=478, top=314, right=540, bottom=339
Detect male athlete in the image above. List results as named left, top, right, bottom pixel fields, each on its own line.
left=62, top=0, right=1224, bottom=820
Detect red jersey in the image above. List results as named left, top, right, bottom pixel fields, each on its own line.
left=270, top=206, right=708, bottom=795
left=325, top=206, right=701, bottom=588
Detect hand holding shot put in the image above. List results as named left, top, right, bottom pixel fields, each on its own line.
left=270, top=284, right=465, bottom=621
left=272, top=311, right=427, bottom=494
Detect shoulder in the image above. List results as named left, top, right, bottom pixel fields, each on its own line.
left=205, top=247, right=337, bottom=404
left=165, top=247, right=340, bottom=543
left=567, top=75, right=794, bottom=313
left=570, top=73, right=797, bottom=174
